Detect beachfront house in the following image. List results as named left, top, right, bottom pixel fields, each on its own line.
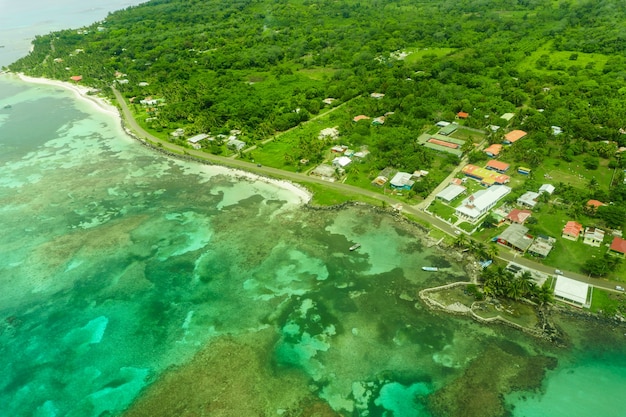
left=554, top=276, right=590, bottom=308
left=187, top=133, right=209, bottom=149
left=390, top=172, right=415, bottom=190
left=455, top=185, right=511, bottom=224
left=436, top=184, right=466, bottom=203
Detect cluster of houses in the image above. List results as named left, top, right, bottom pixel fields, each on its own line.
left=369, top=168, right=429, bottom=190
left=561, top=217, right=626, bottom=257
left=171, top=129, right=246, bottom=151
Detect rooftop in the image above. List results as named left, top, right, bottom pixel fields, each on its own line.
left=610, top=236, right=626, bottom=254
left=504, top=130, right=527, bottom=143
left=554, top=276, right=589, bottom=306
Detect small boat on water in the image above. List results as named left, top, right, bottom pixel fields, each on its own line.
left=349, top=243, right=361, bottom=251
left=422, top=266, right=438, bottom=272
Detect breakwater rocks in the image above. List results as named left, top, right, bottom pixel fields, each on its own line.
left=419, top=282, right=562, bottom=343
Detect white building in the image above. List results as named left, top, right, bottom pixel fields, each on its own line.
left=554, top=276, right=590, bottom=307
left=332, top=156, right=352, bottom=168
left=390, top=172, right=415, bottom=190
left=517, top=191, right=540, bottom=208
left=455, top=185, right=511, bottom=223
left=436, top=184, right=466, bottom=203
left=539, top=184, right=555, bottom=195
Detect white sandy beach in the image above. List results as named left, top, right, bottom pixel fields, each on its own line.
left=10, top=73, right=313, bottom=205
left=16, top=73, right=119, bottom=117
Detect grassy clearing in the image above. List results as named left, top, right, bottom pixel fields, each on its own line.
left=429, top=200, right=457, bottom=223
left=403, top=47, right=456, bottom=64
left=518, top=41, right=610, bottom=74
left=297, top=67, right=338, bottom=81
left=303, top=182, right=380, bottom=206
left=590, top=288, right=626, bottom=315
left=449, top=127, right=486, bottom=143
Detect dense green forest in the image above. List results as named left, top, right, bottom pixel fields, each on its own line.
left=10, top=0, right=626, bottom=140
left=9, top=0, right=626, bottom=194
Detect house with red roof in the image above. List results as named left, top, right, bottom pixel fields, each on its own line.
left=486, top=159, right=510, bottom=173
left=352, top=115, right=370, bottom=122
left=70, top=75, right=83, bottom=82
left=506, top=209, right=532, bottom=225
left=609, top=236, right=626, bottom=257
left=562, top=221, right=583, bottom=241
left=457, top=111, right=469, bottom=119
left=503, top=130, right=527, bottom=144
left=484, top=144, right=503, bottom=158
left=586, top=199, right=605, bottom=213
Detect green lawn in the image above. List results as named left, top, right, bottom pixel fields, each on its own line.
left=590, top=288, right=626, bottom=316
left=517, top=41, right=610, bottom=74
left=402, top=47, right=456, bottom=64
left=429, top=200, right=457, bottom=223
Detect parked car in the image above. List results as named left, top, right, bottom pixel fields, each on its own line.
left=616, top=286, right=625, bottom=292
left=554, top=269, right=563, bottom=275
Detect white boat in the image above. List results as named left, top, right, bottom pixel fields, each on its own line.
left=422, top=266, right=438, bottom=272
left=349, top=243, right=361, bottom=251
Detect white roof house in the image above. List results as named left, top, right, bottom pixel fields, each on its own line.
left=455, top=185, right=511, bottom=223
left=517, top=191, right=540, bottom=208
left=436, top=184, right=466, bottom=203
left=554, top=276, right=590, bottom=307
left=227, top=138, right=246, bottom=150
left=539, top=184, right=555, bottom=195
left=188, top=133, right=209, bottom=143
left=390, top=172, right=415, bottom=189
left=332, top=156, right=352, bottom=168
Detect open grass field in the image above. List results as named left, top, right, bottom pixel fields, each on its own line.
left=517, top=41, right=610, bottom=74
left=402, top=47, right=456, bottom=64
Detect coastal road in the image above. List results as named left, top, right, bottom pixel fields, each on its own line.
left=110, top=87, right=623, bottom=293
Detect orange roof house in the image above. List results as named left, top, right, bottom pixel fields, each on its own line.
left=484, top=143, right=503, bottom=157
left=486, top=160, right=510, bottom=173
left=457, top=111, right=469, bottom=119
left=587, top=199, right=605, bottom=209
left=609, top=236, right=626, bottom=257
left=353, top=115, right=370, bottom=122
left=70, top=75, right=83, bottom=82
left=562, top=221, right=583, bottom=241
left=503, top=130, right=527, bottom=144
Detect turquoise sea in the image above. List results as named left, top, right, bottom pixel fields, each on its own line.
left=2, top=75, right=626, bottom=417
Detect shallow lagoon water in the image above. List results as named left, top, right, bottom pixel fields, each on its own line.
left=1, top=76, right=626, bottom=417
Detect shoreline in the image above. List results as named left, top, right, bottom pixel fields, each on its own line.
left=4, top=72, right=313, bottom=206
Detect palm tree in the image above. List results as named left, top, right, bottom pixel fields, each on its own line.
left=536, top=281, right=554, bottom=305
left=517, top=271, right=535, bottom=298
left=472, top=241, right=488, bottom=260
left=454, top=233, right=470, bottom=249
left=486, top=244, right=499, bottom=261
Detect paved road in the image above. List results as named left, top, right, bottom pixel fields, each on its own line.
left=110, top=87, right=623, bottom=294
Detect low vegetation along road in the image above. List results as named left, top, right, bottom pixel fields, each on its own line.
left=111, top=87, right=623, bottom=294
